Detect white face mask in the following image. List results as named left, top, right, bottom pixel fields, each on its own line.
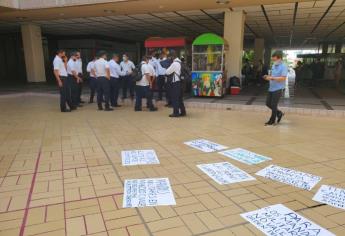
left=123, top=57, right=127, bottom=61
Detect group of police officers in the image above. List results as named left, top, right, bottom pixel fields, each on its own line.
left=53, top=49, right=186, bottom=117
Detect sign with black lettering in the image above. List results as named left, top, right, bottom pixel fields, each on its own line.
left=197, top=162, right=255, bottom=185
left=256, top=165, right=321, bottom=190
left=241, top=204, right=335, bottom=236
left=121, top=150, right=159, bottom=166
left=123, top=178, right=176, bottom=208
left=313, top=185, right=345, bottom=210
left=184, top=139, right=228, bottom=153
left=219, top=148, right=271, bottom=165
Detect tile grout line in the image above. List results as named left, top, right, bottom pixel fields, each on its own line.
left=85, top=119, right=154, bottom=236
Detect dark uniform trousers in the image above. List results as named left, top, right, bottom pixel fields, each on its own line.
left=165, top=78, right=172, bottom=105
left=171, top=81, right=186, bottom=116
left=89, top=77, right=97, bottom=103
left=110, top=77, right=121, bottom=106
left=122, top=75, right=134, bottom=99
left=78, top=73, right=83, bottom=102
left=68, top=74, right=79, bottom=107
left=157, top=75, right=166, bottom=100
left=135, top=85, right=154, bottom=110
left=97, top=77, right=111, bottom=109
left=266, top=89, right=283, bottom=122
left=59, top=76, right=73, bottom=111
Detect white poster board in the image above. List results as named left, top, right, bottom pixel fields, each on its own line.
left=241, top=204, right=335, bottom=236
left=184, top=139, right=228, bottom=153
left=123, top=178, right=176, bottom=208
left=313, top=185, right=345, bottom=210
left=197, top=162, right=255, bottom=185
left=219, top=148, right=271, bottom=165
left=121, top=150, right=159, bottom=166
left=256, top=165, right=321, bottom=190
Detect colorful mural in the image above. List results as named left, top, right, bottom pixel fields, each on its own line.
left=191, top=72, right=224, bottom=97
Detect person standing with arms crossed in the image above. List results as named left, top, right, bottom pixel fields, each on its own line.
left=94, top=51, right=112, bottom=111
left=263, top=50, right=287, bottom=126
left=109, top=54, right=126, bottom=108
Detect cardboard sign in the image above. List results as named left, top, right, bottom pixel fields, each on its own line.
left=197, top=162, right=255, bottom=185
left=123, top=178, right=176, bottom=208
left=121, top=150, right=159, bottom=166
left=241, top=204, right=335, bottom=236
left=219, top=148, right=271, bottom=165
left=256, top=165, right=321, bottom=190
left=184, top=139, right=228, bottom=153
left=313, top=185, right=345, bottom=210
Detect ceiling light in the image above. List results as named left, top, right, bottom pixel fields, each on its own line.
left=104, top=10, right=114, bottom=14
left=216, top=0, right=230, bottom=4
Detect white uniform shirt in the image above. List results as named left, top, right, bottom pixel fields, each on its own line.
left=86, top=61, right=96, bottom=77
left=136, top=62, right=151, bottom=86
left=120, top=60, right=135, bottom=74
left=67, top=59, right=78, bottom=76
left=147, top=63, right=155, bottom=78
left=149, top=57, right=159, bottom=77
left=53, top=55, right=67, bottom=77
left=76, top=58, right=83, bottom=74
left=108, top=59, right=126, bottom=78
left=166, top=58, right=182, bottom=82
left=94, top=58, right=109, bottom=77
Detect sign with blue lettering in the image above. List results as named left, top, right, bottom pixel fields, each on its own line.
left=184, top=139, right=228, bottom=153
left=121, top=150, right=159, bottom=166
left=313, top=185, right=345, bottom=210
left=123, top=178, right=176, bottom=208
left=219, top=148, right=271, bottom=165
left=241, top=204, right=335, bottom=236
left=256, top=165, right=321, bottom=191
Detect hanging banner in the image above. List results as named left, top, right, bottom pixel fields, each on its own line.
left=256, top=165, right=322, bottom=190
left=219, top=148, right=271, bottom=165
left=184, top=139, right=228, bottom=153
left=313, top=185, right=345, bottom=210
left=123, top=178, right=176, bottom=208
left=197, top=162, right=255, bottom=185
left=121, top=149, right=159, bottom=166
left=241, top=204, right=335, bottom=236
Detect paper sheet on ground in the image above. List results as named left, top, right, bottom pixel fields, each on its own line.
left=121, top=149, right=159, bottom=166
left=184, top=139, right=228, bottom=152
left=218, top=148, right=271, bottom=165
left=241, top=204, right=335, bottom=236
left=123, top=178, right=176, bottom=208
left=256, top=164, right=321, bottom=190
left=313, top=185, right=345, bottom=210
left=197, top=162, right=255, bottom=185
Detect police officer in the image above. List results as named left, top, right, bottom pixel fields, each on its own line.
left=53, top=49, right=72, bottom=112
left=67, top=51, right=82, bottom=108
left=135, top=56, right=157, bottom=112
left=120, top=53, right=135, bottom=100
left=109, top=54, right=126, bottom=107
left=94, top=51, right=112, bottom=111
left=166, top=52, right=186, bottom=117
left=86, top=56, right=97, bottom=103
left=75, top=51, right=85, bottom=104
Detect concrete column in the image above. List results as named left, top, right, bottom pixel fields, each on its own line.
left=254, top=38, right=265, bottom=64
left=21, top=24, right=46, bottom=82
left=223, top=9, right=245, bottom=79
left=264, top=47, right=272, bottom=66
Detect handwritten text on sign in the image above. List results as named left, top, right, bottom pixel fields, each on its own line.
left=241, top=204, right=335, bottom=236
left=184, top=139, right=228, bottom=153
left=313, top=185, right=345, bottom=210
left=123, top=178, right=176, bottom=208
left=121, top=149, right=159, bottom=166
left=256, top=165, right=321, bottom=190
left=197, top=162, right=255, bottom=185
left=219, top=148, right=272, bottom=165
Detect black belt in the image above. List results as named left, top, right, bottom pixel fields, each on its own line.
left=60, top=76, right=67, bottom=79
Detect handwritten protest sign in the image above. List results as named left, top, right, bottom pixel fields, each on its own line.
left=241, top=204, right=335, bottom=236
left=123, top=178, right=176, bottom=208
left=197, top=162, right=255, bottom=185
left=313, top=185, right=345, bottom=210
left=219, top=148, right=271, bottom=165
left=184, top=139, right=228, bottom=153
left=256, top=165, right=321, bottom=190
left=121, top=149, right=159, bottom=166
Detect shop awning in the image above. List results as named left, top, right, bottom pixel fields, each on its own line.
left=145, top=37, right=187, bottom=48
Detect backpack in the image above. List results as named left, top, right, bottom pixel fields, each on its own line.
left=132, top=64, right=142, bottom=82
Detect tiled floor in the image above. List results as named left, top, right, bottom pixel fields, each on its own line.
left=1, top=95, right=345, bottom=236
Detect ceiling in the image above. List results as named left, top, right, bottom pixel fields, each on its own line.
left=0, top=0, right=344, bottom=48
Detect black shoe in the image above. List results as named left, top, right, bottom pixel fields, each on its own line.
left=77, top=104, right=83, bottom=108
left=113, top=104, right=122, bottom=107
left=265, top=120, right=275, bottom=126
left=104, top=107, right=114, bottom=111
left=169, top=114, right=180, bottom=118
left=88, top=101, right=94, bottom=104
left=277, top=112, right=284, bottom=123
left=71, top=106, right=77, bottom=110
left=149, top=107, right=158, bottom=112
left=80, top=100, right=85, bottom=104
left=98, top=107, right=103, bottom=111
left=165, top=104, right=172, bottom=107
left=135, top=108, right=142, bottom=112
left=61, top=109, right=71, bottom=112
left=180, top=113, right=187, bottom=117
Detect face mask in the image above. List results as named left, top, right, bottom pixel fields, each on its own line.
left=123, top=57, right=127, bottom=61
